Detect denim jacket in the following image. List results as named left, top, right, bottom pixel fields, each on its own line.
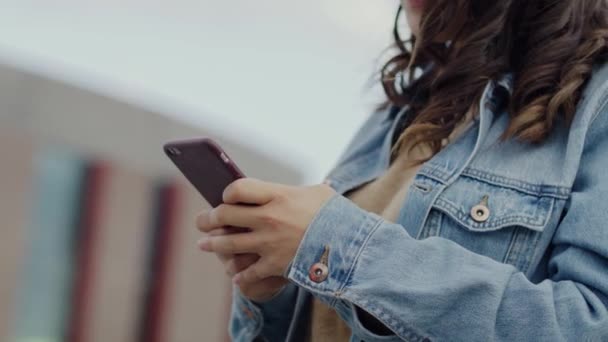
left=229, top=63, right=608, bottom=342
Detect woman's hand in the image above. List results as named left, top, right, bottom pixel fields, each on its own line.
left=196, top=178, right=336, bottom=285
left=204, top=227, right=288, bottom=303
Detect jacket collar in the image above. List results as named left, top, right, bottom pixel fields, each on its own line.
left=385, top=72, right=515, bottom=123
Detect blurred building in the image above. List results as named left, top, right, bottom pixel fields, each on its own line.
left=0, top=62, right=303, bottom=342
left=0, top=2, right=399, bottom=341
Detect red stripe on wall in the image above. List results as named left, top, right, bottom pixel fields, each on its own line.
left=150, top=183, right=180, bottom=342
left=138, top=182, right=181, bottom=342
left=66, top=162, right=109, bottom=342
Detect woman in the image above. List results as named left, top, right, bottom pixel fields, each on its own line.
left=197, top=0, right=608, bottom=340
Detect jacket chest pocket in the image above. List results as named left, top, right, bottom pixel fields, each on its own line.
left=420, top=175, right=555, bottom=272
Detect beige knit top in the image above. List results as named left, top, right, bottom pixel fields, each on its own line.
left=307, top=113, right=475, bottom=341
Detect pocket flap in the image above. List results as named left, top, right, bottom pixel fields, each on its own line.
left=433, top=176, right=554, bottom=232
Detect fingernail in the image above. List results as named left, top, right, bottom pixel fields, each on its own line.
left=196, top=210, right=210, bottom=224
left=198, top=238, right=211, bottom=251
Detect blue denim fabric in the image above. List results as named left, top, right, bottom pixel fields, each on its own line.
left=229, top=64, right=608, bottom=341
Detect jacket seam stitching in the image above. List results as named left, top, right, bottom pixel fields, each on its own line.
left=588, top=86, right=608, bottom=124
left=434, top=197, right=552, bottom=231
left=335, top=215, right=385, bottom=304
left=460, top=169, right=570, bottom=199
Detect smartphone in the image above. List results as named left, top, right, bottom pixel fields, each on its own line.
left=163, top=138, right=245, bottom=207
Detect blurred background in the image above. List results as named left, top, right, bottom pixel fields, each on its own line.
left=0, top=0, right=403, bottom=341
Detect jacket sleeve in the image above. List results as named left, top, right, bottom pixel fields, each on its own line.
left=229, top=282, right=299, bottom=342
left=285, top=102, right=608, bottom=341
left=228, top=108, right=398, bottom=341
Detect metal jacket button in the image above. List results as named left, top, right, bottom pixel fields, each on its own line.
left=471, top=195, right=490, bottom=223
left=309, top=245, right=330, bottom=283
left=309, top=263, right=329, bottom=283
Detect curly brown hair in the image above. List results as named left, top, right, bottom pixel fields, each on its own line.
left=383, top=0, right=608, bottom=162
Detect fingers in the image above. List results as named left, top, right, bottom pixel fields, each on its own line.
left=198, top=232, right=261, bottom=254
left=201, top=226, right=258, bottom=276
left=215, top=253, right=258, bottom=276
left=196, top=209, right=215, bottom=233
left=196, top=205, right=264, bottom=233
left=206, top=226, right=251, bottom=237
left=225, top=253, right=259, bottom=276
left=223, top=178, right=281, bottom=205
left=233, top=261, right=275, bottom=285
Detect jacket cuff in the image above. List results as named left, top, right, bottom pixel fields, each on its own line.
left=286, top=194, right=383, bottom=306
left=230, top=283, right=298, bottom=342
left=230, top=286, right=264, bottom=341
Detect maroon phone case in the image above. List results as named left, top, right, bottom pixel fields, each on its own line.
left=163, top=138, right=245, bottom=207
